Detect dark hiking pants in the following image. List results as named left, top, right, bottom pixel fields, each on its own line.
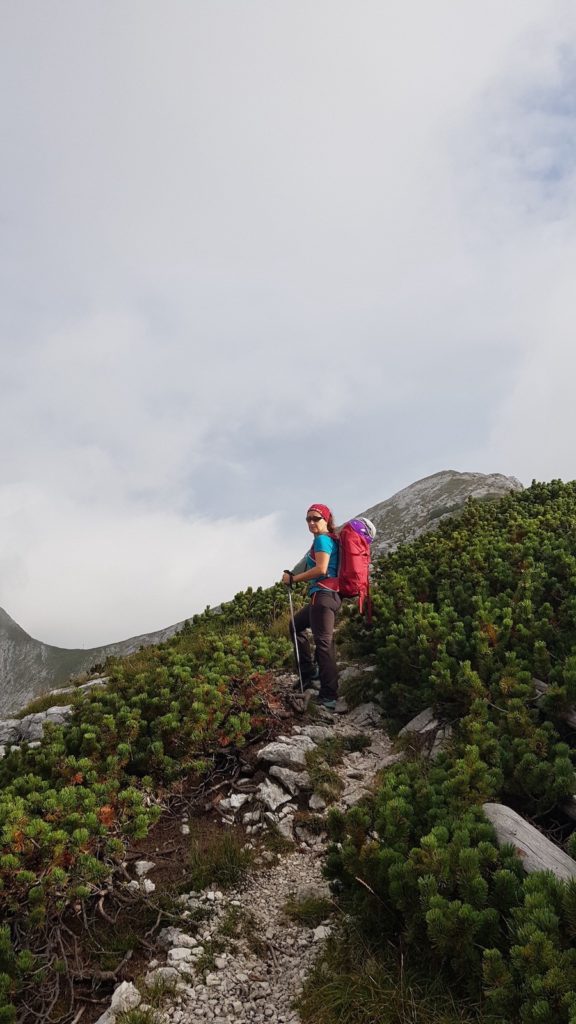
left=290, top=591, right=342, bottom=700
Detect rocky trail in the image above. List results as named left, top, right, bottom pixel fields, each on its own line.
left=94, top=665, right=409, bottom=1024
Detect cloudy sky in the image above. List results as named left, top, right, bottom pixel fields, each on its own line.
left=1, top=1, right=575, bottom=647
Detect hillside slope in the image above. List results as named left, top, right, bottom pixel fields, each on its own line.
left=0, top=469, right=522, bottom=715
left=0, top=607, right=187, bottom=716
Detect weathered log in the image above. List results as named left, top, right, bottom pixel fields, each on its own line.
left=483, top=802, right=576, bottom=881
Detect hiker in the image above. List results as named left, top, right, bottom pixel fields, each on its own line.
left=282, top=503, right=341, bottom=710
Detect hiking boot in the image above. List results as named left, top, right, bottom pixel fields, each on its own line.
left=293, top=664, right=320, bottom=691
left=312, top=695, right=337, bottom=711
left=293, top=676, right=320, bottom=692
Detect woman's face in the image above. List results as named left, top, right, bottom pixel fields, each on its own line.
left=306, top=510, right=327, bottom=536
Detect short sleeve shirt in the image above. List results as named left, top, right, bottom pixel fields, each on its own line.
left=305, top=534, right=339, bottom=595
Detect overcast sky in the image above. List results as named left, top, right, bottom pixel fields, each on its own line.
left=1, top=1, right=575, bottom=647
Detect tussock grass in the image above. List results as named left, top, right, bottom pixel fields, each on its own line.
left=193, top=937, right=226, bottom=975
left=185, top=830, right=254, bottom=891
left=293, top=811, right=326, bottom=834
left=283, top=893, right=334, bottom=928
left=305, top=745, right=345, bottom=804
left=299, top=928, right=488, bottom=1024
left=261, top=825, right=295, bottom=855
left=268, top=608, right=293, bottom=640
left=116, top=1010, right=158, bottom=1024
left=142, top=973, right=180, bottom=1006
left=218, top=904, right=249, bottom=938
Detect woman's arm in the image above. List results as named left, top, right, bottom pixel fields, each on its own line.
left=282, top=550, right=330, bottom=585
left=292, top=550, right=329, bottom=583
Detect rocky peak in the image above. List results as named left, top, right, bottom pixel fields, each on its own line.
left=360, top=469, right=523, bottom=556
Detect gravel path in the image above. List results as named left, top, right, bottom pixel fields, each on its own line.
left=159, top=848, right=330, bottom=1024
left=99, top=668, right=408, bottom=1024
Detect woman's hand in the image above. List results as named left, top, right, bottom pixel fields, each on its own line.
left=281, top=571, right=293, bottom=586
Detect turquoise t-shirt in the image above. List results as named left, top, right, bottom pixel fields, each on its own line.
left=306, top=534, right=339, bottom=595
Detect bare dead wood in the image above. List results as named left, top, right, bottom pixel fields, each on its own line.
left=97, top=896, right=116, bottom=925
left=70, top=948, right=133, bottom=983
left=483, top=802, right=576, bottom=881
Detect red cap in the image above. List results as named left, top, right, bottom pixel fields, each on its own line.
left=308, top=503, right=332, bottom=522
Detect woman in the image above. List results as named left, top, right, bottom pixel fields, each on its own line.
left=282, top=503, right=341, bottom=710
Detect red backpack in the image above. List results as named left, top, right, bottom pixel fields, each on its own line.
left=318, top=517, right=375, bottom=618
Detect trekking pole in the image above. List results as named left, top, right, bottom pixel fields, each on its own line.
left=284, top=572, right=304, bottom=693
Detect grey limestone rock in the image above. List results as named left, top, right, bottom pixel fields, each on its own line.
left=269, top=765, right=311, bottom=794
left=135, top=859, right=156, bottom=877
left=48, top=676, right=109, bottom=697
left=18, top=706, right=73, bottom=742
left=219, top=793, right=250, bottom=814
left=277, top=816, right=295, bottom=841
left=345, top=703, right=382, bottom=729
left=257, top=739, right=313, bottom=770
left=93, top=1011, right=114, bottom=1024
left=398, top=707, right=452, bottom=759
left=309, top=793, right=326, bottom=812
left=398, top=707, right=438, bottom=736
left=168, top=947, right=196, bottom=964
left=297, top=725, right=334, bottom=741
left=0, top=720, right=20, bottom=744
left=110, top=980, right=142, bottom=1014
left=145, top=966, right=183, bottom=986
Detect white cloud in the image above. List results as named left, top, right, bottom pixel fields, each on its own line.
left=2, top=2, right=576, bottom=642
left=0, top=481, right=292, bottom=647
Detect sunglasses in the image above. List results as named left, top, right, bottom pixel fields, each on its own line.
left=306, top=515, right=323, bottom=523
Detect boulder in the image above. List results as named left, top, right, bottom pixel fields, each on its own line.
left=93, top=1011, right=114, bottom=1024
left=219, top=793, right=250, bottom=814
left=269, top=765, right=312, bottom=794
left=18, top=706, right=73, bottom=742
left=277, top=815, right=295, bottom=841
left=145, top=966, right=182, bottom=987
left=110, top=981, right=141, bottom=1014
left=168, top=947, right=196, bottom=964
left=297, top=725, right=334, bottom=741
left=309, top=793, right=326, bottom=812
left=345, top=703, right=382, bottom=729
left=338, top=664, right=377, bottom=684
left=0, top=720, right=21, bottom=744
left=257, top=740, right=313, bottom=770
left=257, top=779, right=293, bottom=812
left=48, top=677, right=109, bottom=697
